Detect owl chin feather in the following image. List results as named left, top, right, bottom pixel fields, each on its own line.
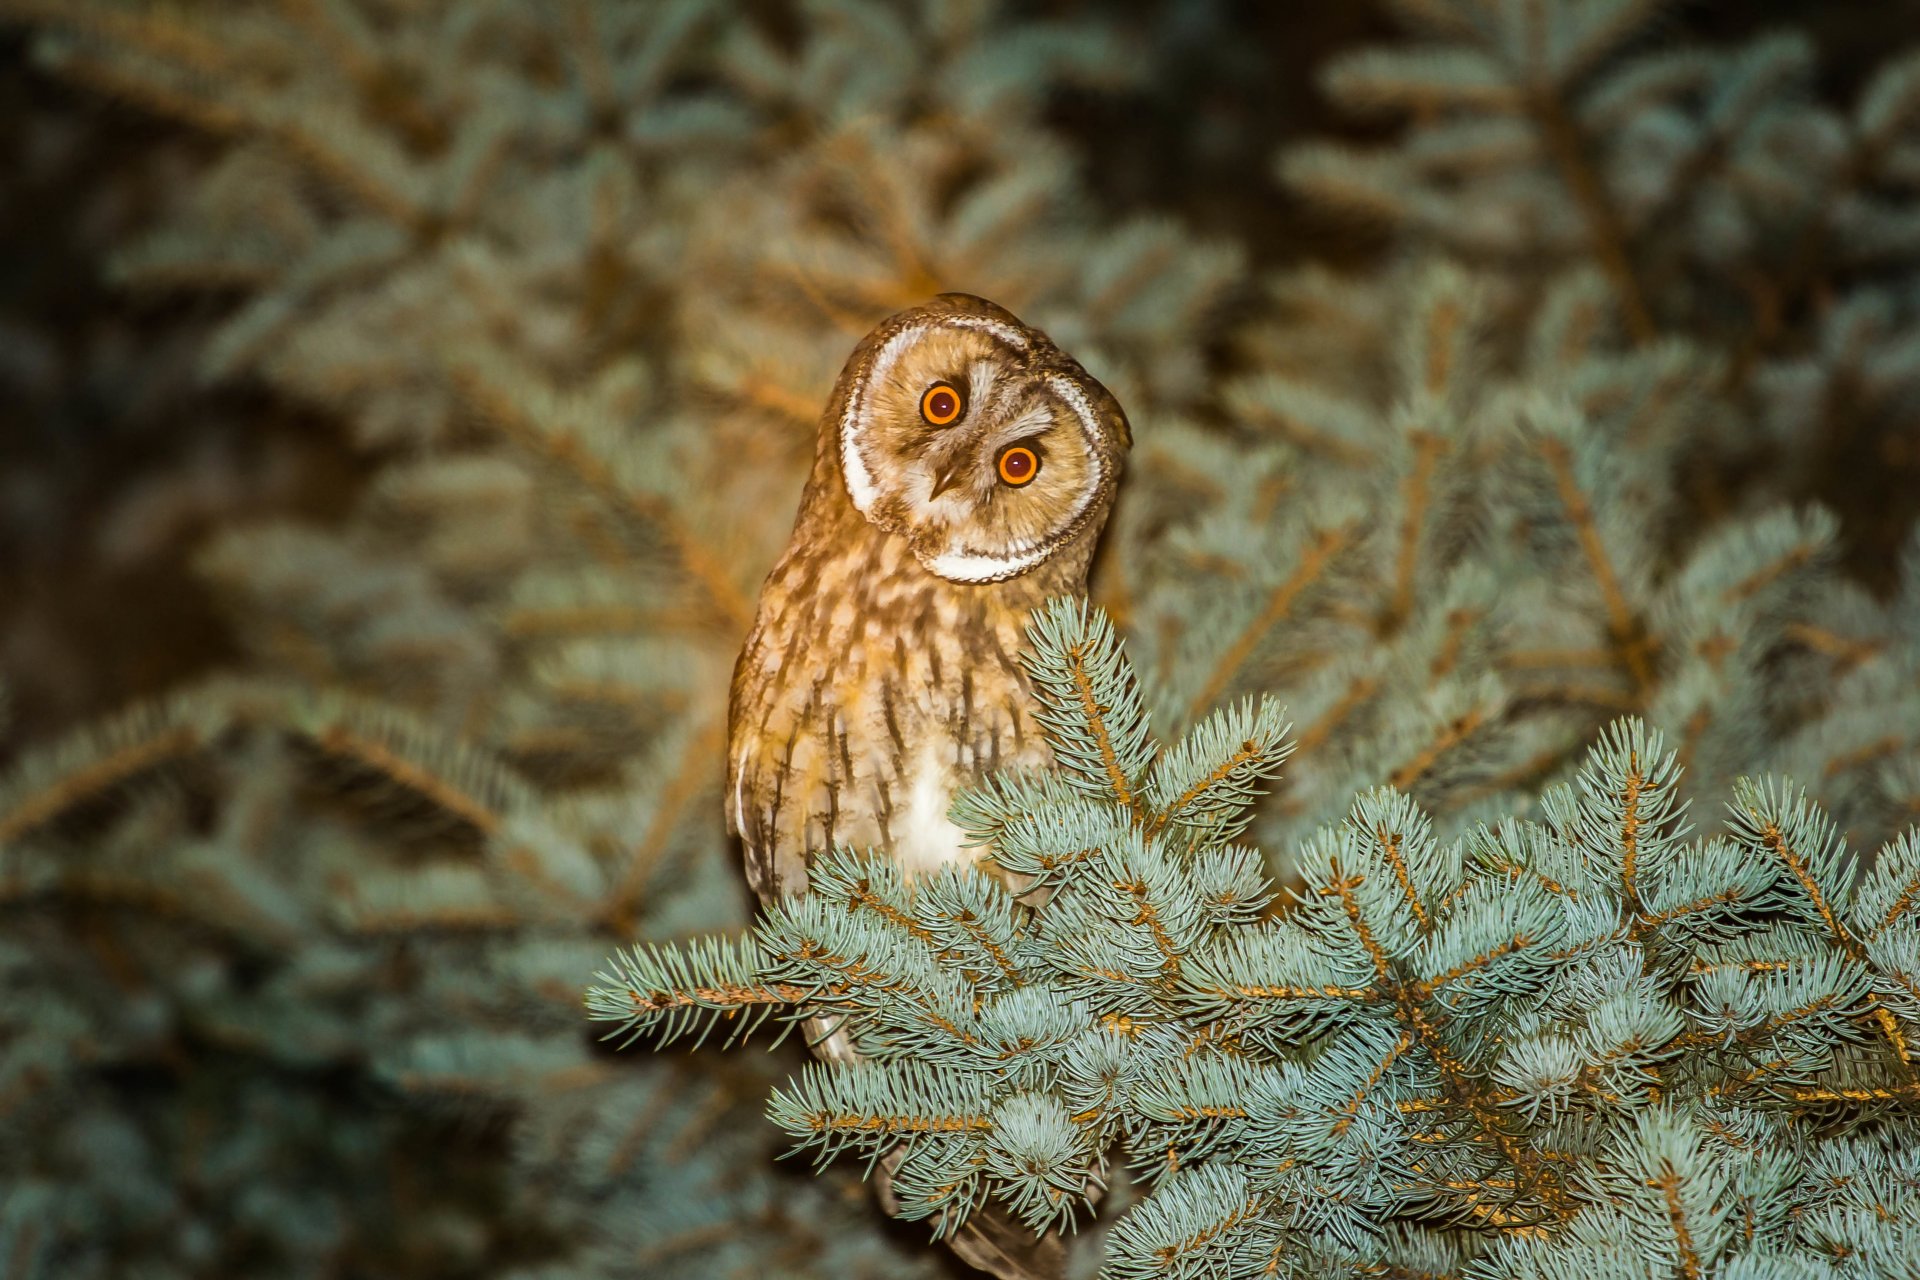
left=919, top=542, right=1050, bottom=584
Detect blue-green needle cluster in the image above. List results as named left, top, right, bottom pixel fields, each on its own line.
left=593, top=599, right=1920, bottom=1279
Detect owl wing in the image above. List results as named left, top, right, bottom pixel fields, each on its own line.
left=727, top=679, right=857, bottom=904
left=727, top=727, right=802, bottom=905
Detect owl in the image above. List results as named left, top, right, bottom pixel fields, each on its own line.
left=726, top=293, right=1131, bottom=1278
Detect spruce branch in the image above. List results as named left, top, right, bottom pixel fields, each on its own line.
left=591, top=605, right=1920, bottom=1275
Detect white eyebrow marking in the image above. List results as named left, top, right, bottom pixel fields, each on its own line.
left=967, top=358, right=1001, bottom=424
left=943, top=315, right=1031, bottom=351
left=988, top=401, right=1054, bottom=447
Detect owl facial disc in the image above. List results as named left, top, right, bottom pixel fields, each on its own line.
left=837, top=295, right=1129, bottom=585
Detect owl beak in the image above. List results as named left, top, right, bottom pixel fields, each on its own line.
left=928, top=460, right=966, bottom=501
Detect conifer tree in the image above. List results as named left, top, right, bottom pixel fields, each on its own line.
left=2, top=1, right=1918, bottom=1277
left=1114, top=0, right=1920, bottom=863
left=593, top=598, right=1920, bottom=1279
left=0, top=2, right=1221, bottom=1275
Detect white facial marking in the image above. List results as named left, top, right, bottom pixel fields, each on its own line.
left=840, top=323, right=924, bottom=514
left=989, top=400, right=1054, bottom=446
left=926, top=543, right=1054, bottom=582
left=967, top=358, right=1001, bottom=423
left=945, top=315, right=1031, bottom=351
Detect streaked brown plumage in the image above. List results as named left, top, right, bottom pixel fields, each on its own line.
left=726, top=293, right=1130, bottom=1279
left=729, top=293, right=1130, bottom=901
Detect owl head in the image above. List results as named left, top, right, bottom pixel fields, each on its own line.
left=831, top=294, right=1132, bottom=584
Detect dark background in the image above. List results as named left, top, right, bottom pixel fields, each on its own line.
left=3, top=0, right=1912, bottom=756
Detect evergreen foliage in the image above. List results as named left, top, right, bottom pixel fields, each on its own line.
left=2, top=0, right=1918, bottom=1277
left=592, top=598, right=1920, bottom=1279
left=0, top=2, right=1225, bottom=1275
left=1113, top=0, right=1920, bottom=864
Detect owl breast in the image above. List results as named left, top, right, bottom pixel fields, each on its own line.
left=727, top=525, right=1055, bottom=902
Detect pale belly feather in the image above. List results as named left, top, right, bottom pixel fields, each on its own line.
left=891, top=739, right=981, bottom=879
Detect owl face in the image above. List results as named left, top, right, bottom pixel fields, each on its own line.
left=836, top=295, right=1131, bottom=583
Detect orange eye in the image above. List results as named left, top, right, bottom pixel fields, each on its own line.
left=920, top=381, right=964, bottom=426
left=997, top=445, right=1039, bottom=487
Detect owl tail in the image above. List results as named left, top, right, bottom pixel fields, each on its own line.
left=872, top=1153, right=1066, bottom=1280
left=943, top=1205, right=1068, bottom=1280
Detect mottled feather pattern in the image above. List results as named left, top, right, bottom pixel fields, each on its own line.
left=731, top=503, right=1094, bottom=898
left=728, top=294, right=1128, bottom=903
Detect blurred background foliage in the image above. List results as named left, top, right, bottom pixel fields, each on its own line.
left=1, top=2, right=1918, bottom=1278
